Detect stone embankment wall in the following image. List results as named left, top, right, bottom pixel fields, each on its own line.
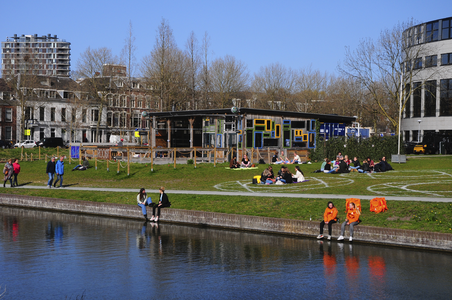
left=1, top=193, right=451, bottom=251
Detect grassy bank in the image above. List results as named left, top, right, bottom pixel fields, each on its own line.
left=1, top=152, right=451, bottom=233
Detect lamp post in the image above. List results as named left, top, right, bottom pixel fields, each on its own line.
left=417, top=119, right=422, bottom=143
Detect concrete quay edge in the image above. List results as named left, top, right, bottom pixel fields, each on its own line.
left=1, top=193, right=451, bottom=252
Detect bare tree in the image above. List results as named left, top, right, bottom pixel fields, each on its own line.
left=120, top=21, right=138, bottom=81
left=210, top=55, right=249, bottom=108
left=74, top=47, right=119, bottom=141
left=295, top=66, right=328, bottom=112
left=185, top=31, right=200, bottom=110
left=251, top=62, right=296, bottom=111
left=141, top=19, right=187, bottom=111
left=3, top=52, right=39, bottom=140
left=199, top=32, right=212, bottom=108
left=339, top=19, right=432, bottom=132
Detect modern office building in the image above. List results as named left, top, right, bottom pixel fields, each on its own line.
left=1, top=34, right=71, bottom=77
left=402, top=17, right=452, bottom=144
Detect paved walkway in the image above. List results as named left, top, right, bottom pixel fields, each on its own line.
left=11, top=185, right=452, bottom=203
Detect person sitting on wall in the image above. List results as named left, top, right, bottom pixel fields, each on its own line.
left=275, top=151, right=289, bottom=164
left=241, top=154, right=251, bottom=168
left=229, top=156, right=240, bottom=169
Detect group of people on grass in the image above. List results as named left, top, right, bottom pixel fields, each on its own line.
left=319, top=152, right=394, bottom=174
left=318, top=201, right=361, bottom=242
left=3, top=158, right=20, bottom=188
left=273, top=151, right=301, bottom=164
left=229, top=154, right=256, bottom=168
left=260, top=165, right=305, bottom=184
left=137, top=186, right=171, bottom=222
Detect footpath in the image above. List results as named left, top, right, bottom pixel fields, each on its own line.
left=2, top=186, right=452, bottom=252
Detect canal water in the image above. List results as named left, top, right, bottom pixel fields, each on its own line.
left=0, top=207, right=451, bottom=299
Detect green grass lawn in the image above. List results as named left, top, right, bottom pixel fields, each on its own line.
left=1, top=150, right=452, bottom=233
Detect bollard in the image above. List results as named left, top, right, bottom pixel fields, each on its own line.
left=174, top=148, right=176, bottom=169
left=194, top=148, right=197, bottom=168
left=107, top=159, right=109, bottom=172
left=95, top=150, right=98, bottom=170
left=117, top=159, right=120, bottom=174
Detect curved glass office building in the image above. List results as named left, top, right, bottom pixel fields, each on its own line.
left=402, top=17, right=452, bottom=145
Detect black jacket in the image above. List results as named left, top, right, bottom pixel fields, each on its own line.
left=160, top=192, right=171, bottom=207
left=46, top=160, right=56, bottom=174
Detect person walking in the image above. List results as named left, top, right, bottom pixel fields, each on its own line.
left=3, top=158, right=14, bottom=188
left=150, top=187, right=171, bottom=222
left=54, top=156, right=65, bottom=188
left=137, top=188, right=153, bottom=221
left=317, top=201, right=339, bottom=240
left=46, top=157, right=56, bottom=188
left=12, top=159, right=20, bottom=187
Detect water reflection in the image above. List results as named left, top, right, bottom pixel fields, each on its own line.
left=0, top=206, right=451, bottom=299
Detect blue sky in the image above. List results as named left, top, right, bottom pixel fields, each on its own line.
left=1, top=0, right=450, bottom=77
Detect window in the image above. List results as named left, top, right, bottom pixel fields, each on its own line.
left=131, top=95, right=135, bottom=108
left=61, top=108, right=66, bottom=122
left=414, top=58, right=422, bottom=69
left=405, top=60, right=412, bottom=72
left=440, top=79, right=452, bottom=116
left=113, top=112, right=119, bottom=127
left=442, top=18, right=452, bottom=40
left=51, top=107, right=55, bottom=121
left=72, top=109, right=76, bottom=123
left=426, top=21, right=439, bottom=42
left=5, top=127, right=12, bottom=140
left=25, top=107, right=33, bottom=120
left=404, top=131, right=410, bottom=142
left=425, top=55, right=437, bottom=67
left=404, top=84, right=411, bottom=118
left=424, top=80, right=436, bottom=117
left=132, top=113, right=140, bottom=128
left=107, top=112, right=112, bottom=126
left=441, top=53, right=452, bottom=65
left=412, top=82, right=421, bottom=117
left=51, top=128, right=55, bottom=138
left=92, top=109, right=99, bottom=122
left=39, top=107, right=45, bottom=121
left=82, top=109, right=87, bottom=123
left=5, top=108, right=12, bottom=122
left=0, top=108, right=1, bottom=121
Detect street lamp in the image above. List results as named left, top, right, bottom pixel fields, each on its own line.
left=417, top=119, right=422, bottom=143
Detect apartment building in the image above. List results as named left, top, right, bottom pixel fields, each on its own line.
left=1, top=34, right=71, bottom=77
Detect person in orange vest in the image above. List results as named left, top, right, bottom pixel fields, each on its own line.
left=317, top=201, right=339, bottom=240
left=338, top=202, right=360, bottom=242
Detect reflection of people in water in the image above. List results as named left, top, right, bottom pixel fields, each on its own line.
left=136, top=221, right=151, bottom=249
left=45, top=222, right=64, bottom=247
left=368, top=256, right=386, bottom=290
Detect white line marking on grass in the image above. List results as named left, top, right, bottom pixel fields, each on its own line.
left=236, top=180, right=254, bottom=193
left=311, top=177, right=329, bottom=188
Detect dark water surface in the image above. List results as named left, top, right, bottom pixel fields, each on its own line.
left=0, top=207, right=451, bottom=299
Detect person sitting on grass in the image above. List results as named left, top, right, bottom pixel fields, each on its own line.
left=359, top=159, right=371, bottom=173
left=261, top=168, right=275, bottom=184
left=323, top=159, right=334, bottom=173
left=292, top=166, right=305, bottom=182
left=317, top=201, right=339, bottom=240
left=382, top=156, right=394, bottom=171
left=338, top=202, right=361, bottom=242
left=279, top=167, right=293, bottom=184
left=366, top=157, right=375, bottom=172
left=349, top=157, right=361, bottom=172
left=229, top=156, right=240, bottom=169
left=343, top=155, right=351, bottom=166
left=241, top=154, right=251, bottom=168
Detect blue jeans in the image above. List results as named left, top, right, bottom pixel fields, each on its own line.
left=54, top=174, right=63, bottom=187
left=47, top=173, right=54, bottom=186
left=138, top=197, right=153, bottom=215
